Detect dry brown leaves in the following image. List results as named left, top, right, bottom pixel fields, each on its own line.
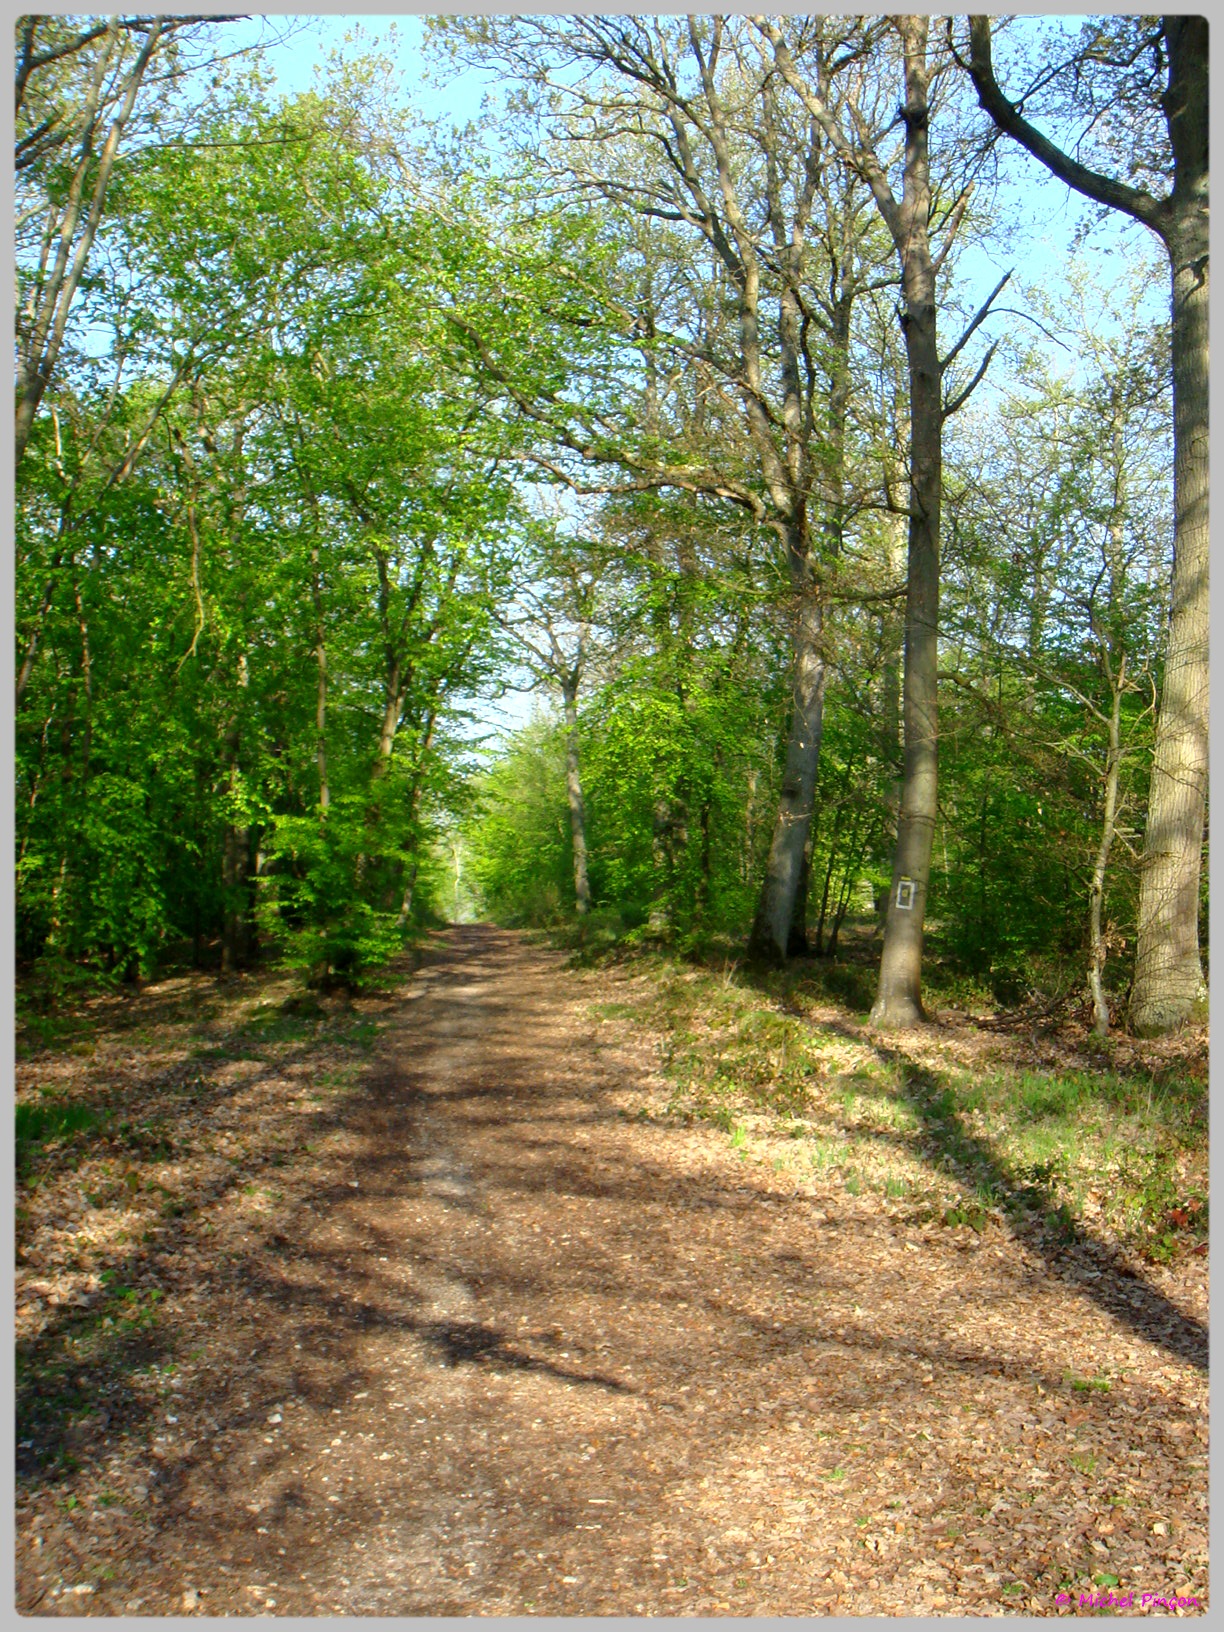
left=14, top=931, right=1208, bottom=1617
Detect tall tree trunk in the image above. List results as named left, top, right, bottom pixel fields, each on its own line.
left=220, top=651, right=250, bottom=974
left=46, top=853, right=70, bottom=954
left=754, top=16, right=945, bottom=1004
left=641, top=544, right=683, bottom=939
left=965, top=14, right=1209, bottom=1035
left=1089, top=680, right=1126, bottom=1036
left=1132, top=159, right=1209, bottom=1031
left=1087, top=401, right=1135, bottom=1036
left=879, top=479, right=908, bottom=804
left=561, top=678, right=592, bottom=916
left=788, top=833, right=813, bottom=954
left=220, top=823, right=242, bottom=973
left=15, top=21, right=164, bottom=465
left=313, top=545, right=329, bottom=811
left=786, top=288, right=852, bottom=961
left=749, top=559, right=827, bottom=960
left=394, top=707, right=438, bottom=930
left=373, top=658, right=403, bottom=776
left=870, top=20, right=941, bottom=1027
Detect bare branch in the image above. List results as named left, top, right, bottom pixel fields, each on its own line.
left=940, top=269, right=1011, bottom=376
left=942, top=340, right=999, bottom=419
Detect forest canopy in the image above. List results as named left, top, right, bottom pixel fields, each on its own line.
left=14, top=13, right=1208, bottom=1036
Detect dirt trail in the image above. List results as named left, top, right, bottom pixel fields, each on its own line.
left=17, top=926, right=1208, bottom=1615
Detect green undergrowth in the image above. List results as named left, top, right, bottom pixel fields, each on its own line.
left=587, top=945, right=1208, bottom=1262
left=15, top=937, right=425, bottom=1061
left=16, top=1098, right=113, bottom=1175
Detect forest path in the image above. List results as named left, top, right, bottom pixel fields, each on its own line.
left=18, top=926, right=1207, bottom=1615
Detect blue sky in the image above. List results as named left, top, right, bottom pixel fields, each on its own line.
left=225, top=14, right=499, bottom=119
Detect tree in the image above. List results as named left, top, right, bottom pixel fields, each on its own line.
left=13, top=12, right=251, bottom=465
left=962, top=15, right=1207, bottom=1033
left=940, top=289, right=1169, bottom=1025
left=465, top=718, right=576, bottom=926
left=495, top=515, right=616, bottom=917
left=755, top=14, right=1008, bottom=1024
left=432, top=14, right=906, bottom=960
left=15, top=61, right=523, bottom=986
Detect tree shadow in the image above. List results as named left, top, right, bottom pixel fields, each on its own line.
left=818, top=1020, right=1207, bottom=1373
left=14, top=1015, right=380, bottom=1487
left=415, top=1317, right=633, bottom=1390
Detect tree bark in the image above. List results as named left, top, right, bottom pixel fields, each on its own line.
left=1085, top=391, right=1139, bottom=1037
left=788, top=831, right=813, bottom=955
left=1089, top=681, right=1125, bottom=1036
left=1132, top=175, right=1209, bottom=1031
left=879, top=471, right=908, bottom=801
left=374, top=659, right=403, bottom=776
left=749, top=562, right=827, bottom=960
left=561, top=678, right=592, bottom=916
left=751, top=15, right=945, bottom=1013
left=813, top=810, right=841, bottom=956
left=869, top=19, right=940, bottom=1027
left=785, top=283, right=853, bottom=961
left=312, top=545, right=329, bottom=811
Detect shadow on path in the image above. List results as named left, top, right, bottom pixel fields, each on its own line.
left=820, top=1019, right=1207, bottom=1373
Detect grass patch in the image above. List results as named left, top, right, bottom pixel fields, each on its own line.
left=584, top=941, right=1207, bottom=1262
left=235, top=1010, right=319, bottom=1046
left=16, top=1097, right=110, bottom=1173
left=1066, top=1370, right=1111, bottom=1394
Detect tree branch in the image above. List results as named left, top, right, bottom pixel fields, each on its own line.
left=940, top=269, right=1011, bottom=375
left=962, top=17, right=1167, bottom=239
left=942, top=339, right=999, bottom=419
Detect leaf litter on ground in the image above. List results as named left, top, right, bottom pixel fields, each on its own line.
left=15, top=929, right=1208, bottom=1616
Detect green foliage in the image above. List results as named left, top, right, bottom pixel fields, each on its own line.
left=467, top=496, right=789, bottom=942
left=257, top=801, right=409, bottom=987
left=935, top=283, right=1170, bottom=1004
left=466, top=721, right=574, bottom=925
left=16, top=1097, right=110, bottom=1173
left=12, top=25, right=1197, bottom=1040
left=15, top=62, right=551, bottom=988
